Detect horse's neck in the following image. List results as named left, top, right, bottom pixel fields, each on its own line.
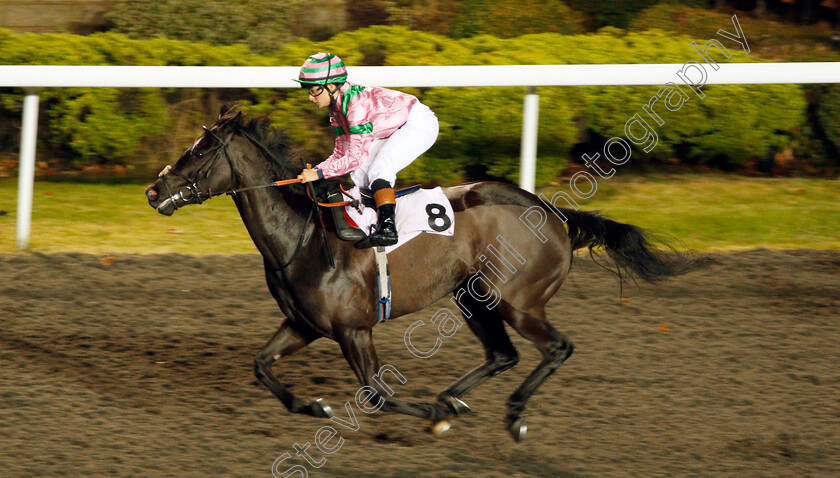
left=231, top=158, right=313, bottom=270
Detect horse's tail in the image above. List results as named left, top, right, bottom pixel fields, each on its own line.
left=559, top=208, right=711, bottom=283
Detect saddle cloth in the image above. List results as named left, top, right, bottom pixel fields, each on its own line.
left=343, top=185, right=455, bottom=253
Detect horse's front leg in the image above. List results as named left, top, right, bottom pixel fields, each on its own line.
left=334, top=325, right=458, bottom=423
left=255, top=319, right=333, bottom=418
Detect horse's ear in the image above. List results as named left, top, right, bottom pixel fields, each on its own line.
left=219, top=103, right=232, bottom=118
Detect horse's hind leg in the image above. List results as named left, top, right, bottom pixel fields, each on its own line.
left=437, top=288, right=519, bottom=408
left=254, top=319, right=332, bottom=417
left=334, top=325, right=454, bottom=422
left=499, top=301, right=574, bottom=442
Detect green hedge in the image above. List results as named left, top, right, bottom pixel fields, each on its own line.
left=548, top=29, right=806, bottom=166
left=0, top=26, right=810, bottom=184
left=0, top=30, right=268, bottom=170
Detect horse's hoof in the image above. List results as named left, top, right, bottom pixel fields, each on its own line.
left=431, top=419, right=451, bottom=437
left=311, top=398, right=334, bottom=418
left=507, top=417, right=527, bottom=442
left=442, top=396, right=472, bottom=415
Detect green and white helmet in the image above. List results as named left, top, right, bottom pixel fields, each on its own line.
left=293, top=52, right=348, bottom=87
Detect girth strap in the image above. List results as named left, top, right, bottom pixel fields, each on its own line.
left=374, top=246, right=392, bottom=323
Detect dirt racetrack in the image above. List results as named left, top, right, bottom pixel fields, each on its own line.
left=1, top=249, right=839, bottom=477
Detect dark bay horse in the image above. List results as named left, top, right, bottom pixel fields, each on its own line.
left=145, top=106, right=706, bottom=441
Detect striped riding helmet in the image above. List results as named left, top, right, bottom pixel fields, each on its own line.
left=293, top=52, right=348, bottom=87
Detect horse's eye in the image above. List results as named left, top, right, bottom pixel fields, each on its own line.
left=196, top=152, right=204, bottom=159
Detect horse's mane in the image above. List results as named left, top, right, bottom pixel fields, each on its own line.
left=216, top=106, right=339, bottom=203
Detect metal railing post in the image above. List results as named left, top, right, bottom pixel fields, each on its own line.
left=17, top=89, right=39, bottom=250
left=519, top=86, right=539, bottom=193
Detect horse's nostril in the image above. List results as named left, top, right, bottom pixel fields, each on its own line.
left=146, top=187, right=159, bottom=200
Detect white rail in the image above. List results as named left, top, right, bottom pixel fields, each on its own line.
left=5, top=63, right=840, bottom=249
left=2, top=63, right=840, bottom=87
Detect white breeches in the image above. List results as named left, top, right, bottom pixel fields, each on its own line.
left=350, top=102, right=439, bottom=189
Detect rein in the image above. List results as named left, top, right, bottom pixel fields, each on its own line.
left=159, top=128, right=353, bottom=206
left=158, top=126, right=352, bottom=269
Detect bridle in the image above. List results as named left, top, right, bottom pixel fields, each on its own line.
left=156, top=125, right=347, bottom=269
left=158, top=126, right=327, bottom=208
left=157, top=126, right=239, bottom=211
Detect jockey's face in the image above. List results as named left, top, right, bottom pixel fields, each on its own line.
left=308, top=84, right=334, bottom=108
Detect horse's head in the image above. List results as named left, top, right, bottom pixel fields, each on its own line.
left=146, top=105, right=248, bottom=215
left=147, top=104, right=325, bottom=218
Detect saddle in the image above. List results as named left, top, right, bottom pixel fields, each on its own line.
left=326, top=184, right=422, bottom=241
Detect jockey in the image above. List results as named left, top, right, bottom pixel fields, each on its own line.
left=294, top=52, right=440, bottom=249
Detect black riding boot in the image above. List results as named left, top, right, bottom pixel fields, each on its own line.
left=355, top=182, right=398, bottom=249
